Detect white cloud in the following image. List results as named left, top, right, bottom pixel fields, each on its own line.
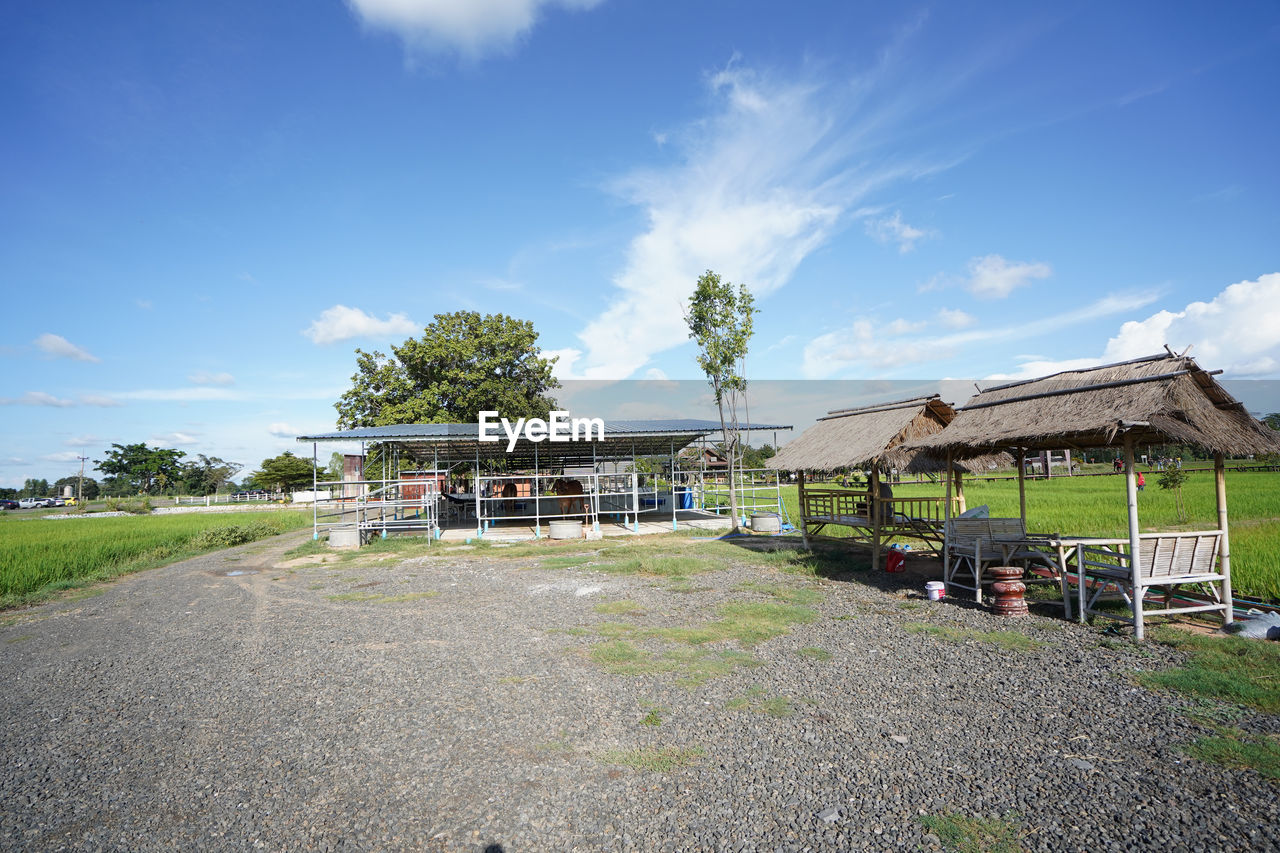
left=936, top=308, right=975, bottom=329
left=544, top=347, right=584, bottom=380
left=571, top=62, right=941, bottom=379
left=41, top=451, right=83, bottom=463
left=0, top=391, right=76, bottom=407
left=188, top=371, right=235, bottom=386
left=150, top=432, right=200, bottom=447
left=866, top=211, right=929, bottom=253
left=117, top=387, right=240, bottom=402
left=802, top=290, right=1158, bottom=379
left=346, top=0, right=603, bottom=59
left=268, top=423, right=300, bottom=438
left=303, top=305, right=419, bottom=346
left=34, top=333, right=99, bottom=363
left=966, top=254, right=1051, bottom=299
left=643, top=367, right=668, bottom=381
left=79, top=394, right=123, bottom=407
left=65, top=435, right=101, bottom=447
left=982, top=274, right=1280, bottom=380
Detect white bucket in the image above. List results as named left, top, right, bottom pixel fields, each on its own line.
left=925, top=581, right=946, bottom=601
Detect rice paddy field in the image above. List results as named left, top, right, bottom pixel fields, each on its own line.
left=780, top=468, right=1280, bottom=602
left=0, top=510, right=311, bottom=606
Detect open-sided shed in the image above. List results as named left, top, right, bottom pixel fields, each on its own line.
left=906, top=353, right=1280, bottom=637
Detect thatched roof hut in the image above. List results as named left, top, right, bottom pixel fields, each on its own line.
left=906, top=353, right=1280, bottom=458
left=766, top=395, right=999, bottom=474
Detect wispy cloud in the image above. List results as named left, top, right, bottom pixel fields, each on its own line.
left=34, top=333, right=99, bottom=363
left=302, top=305, right=418, bottom=345
left=0, top=391, right=76, bottom=407
left=346, top=0, right=604, bottom=59
left=41, top=451, right=83, bottom=463
left=150, top=432, right=200, bottom=447
left=116, top=387, right=240, bottom=402
left=65, top=435, right=101, bottom=447
left=268, top=423, right=299, bottom=438
left=801, top=290, right=1159, bottom=378
left=566, top=58, right=949, bottom=379
left=865, top=210, right=930, bottom=253
left=188, top=371, right=235, bottom=386
left=936, top=307, right=976, bottom=329
left=966, top=254, right=1051, bottom=298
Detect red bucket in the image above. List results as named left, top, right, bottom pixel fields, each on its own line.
left=886, top=550, right=905, bottom=573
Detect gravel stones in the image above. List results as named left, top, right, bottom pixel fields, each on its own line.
left=1, top=532, right=1277, bottom=850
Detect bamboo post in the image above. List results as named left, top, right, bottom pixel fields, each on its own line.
left=954, top=468, right=966, bottom=515
left=943, top=450, right=953, bottom=593
left=870, top=465, right=881, bottom=572
left=1124, top=434, right=1144, bottom=640
left=798, top=471, right=809, bottom=549
left=1215, top=452, right=1233, bottom=625
left=1017, top=448, right=1027, bottom=527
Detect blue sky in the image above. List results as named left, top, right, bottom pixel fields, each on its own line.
left=3, top=0, right=1279, bottom=487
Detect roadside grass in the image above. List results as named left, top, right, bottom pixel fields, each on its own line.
left=733, top=580, right=824, bottom=605
left=588, top=640, right=763, bottom=686
left=903, top=622, right=1042, bottom=652
left=796, top=646, right=833, bottom=661
left=326, top=590, right=438, bottom=604
left=918, top=811, right=1023, bottom=853
left=597, top=745, right=705, bottom=772
left=0, top=511, right=310, bottom=608
left=1142, top=627, right=1280, bottom=714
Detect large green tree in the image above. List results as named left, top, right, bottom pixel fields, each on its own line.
left=246, top=452, right=320, bottom=495
left=95, top=444, right=187, bottom=495
left=54, top=475, right=99, bottom=500
left=178, top=454, right=243, bottom=496
left=685, top=270, right=756, bottom=532
left=334, top=311, right=560, bottom=428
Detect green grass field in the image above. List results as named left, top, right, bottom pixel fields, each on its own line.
left=777, top=469, right=1280, bottom=601
left=0, top=511, right=311, bottom=607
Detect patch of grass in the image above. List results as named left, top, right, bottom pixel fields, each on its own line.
left=726, top=688, right=795, bottom=717
left=595, top=554, right=720, bottom=579
left=534, top=734, right=574, bottom=754
left=797, top=646, right=832, bottom=661
left=594, top=599, right=644, bottom=615
left=284, top=538, right=328, bottom=558
left=6, top=634, right=33, bottom=644
left=903, top=622, right=1042, bottom=652
left=326, top=590, right=438, bottom=604
left=918, top=811, right=1023, bottom=853
left=594, top=621, right=639, bottom=639
left=597, top=745, right=705, bottom=772
left=640, top=707, right=663, bottom=727
left=733, top=580, right=825, bottom=605
left=665, top=581, right=713, bottom=594
left=1187, top=727, right=1280, bottom=781
left=307, top=583, right=325, bottom=590
left=588, top=640, right=762, bottom=685
left=1142, top=629, right=1280, bottom=713
left=499, top=675, right=532, bottom=684
left=540, top=555, right=598, bottom=569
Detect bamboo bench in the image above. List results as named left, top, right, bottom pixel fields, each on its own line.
left=944, top=517, right=1063, bottom=604
left=1077, top=530, right=1229, bottom=635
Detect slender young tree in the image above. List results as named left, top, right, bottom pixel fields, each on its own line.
left=685, top=270, right=756, bottom=532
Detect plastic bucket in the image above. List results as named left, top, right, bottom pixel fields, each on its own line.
left=925, top=581, right=946, bottom=601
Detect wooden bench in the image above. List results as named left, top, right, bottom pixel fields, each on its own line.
left=944, top=517, right=1062, bottom=604
left=1077, top=530, right=1228, bottom=636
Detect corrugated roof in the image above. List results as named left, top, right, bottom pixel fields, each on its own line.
left=296, top=418, right=791, bottom=466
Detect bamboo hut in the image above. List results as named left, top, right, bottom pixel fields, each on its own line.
left=906, top=352, right=1280, bottom=638
left=767, top=395, right=1002, bottom=567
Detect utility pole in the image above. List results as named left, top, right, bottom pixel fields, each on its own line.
left=77, top=456, right=89, bottom=503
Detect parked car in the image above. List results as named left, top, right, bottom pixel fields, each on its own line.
left=18, top=497, right=44, bottom=509
left=46, top=497, right=66, bottom=507
left=0, top=499, right=17, bottom=510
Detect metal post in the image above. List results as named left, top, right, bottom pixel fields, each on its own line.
left=1215, top=453, right=1233, bottom=625
left=1124, top=434, right=1144, bottom=640
left=312, top=441, right=319, bottom=540
left=631, top=470, right=639, bottom=533
left=475, top=447, right=482, bottom=538
left=592, top=441, right=599, bottom=532
left=670, top=439, right=677, bottom=531
left=534, top=442, right=541, bottom=538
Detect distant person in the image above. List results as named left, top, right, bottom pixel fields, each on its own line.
left=1137, top=471, right=1146, bottom=492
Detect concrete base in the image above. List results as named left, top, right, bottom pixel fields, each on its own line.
left=328, top=528, right=361, bottom=549
left=548, top=520, right=583, bottom=540
left=751, top=513, right=781, bottom=533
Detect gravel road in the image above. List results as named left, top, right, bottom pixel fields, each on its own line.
left=1, top=532, right=1276, bottom=851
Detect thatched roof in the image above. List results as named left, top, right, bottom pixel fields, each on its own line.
left=766, top=395, right=1002, bottom=474
left=906, top=353, right=1280, bottom=458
